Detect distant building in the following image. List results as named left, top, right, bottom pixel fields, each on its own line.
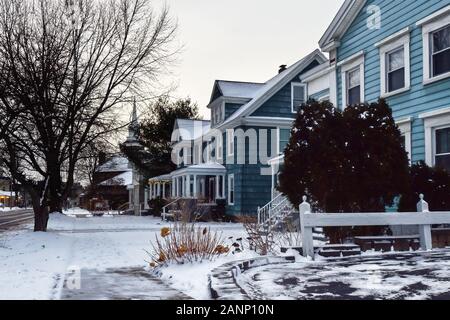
left=81, top=156, right=133, bottom=211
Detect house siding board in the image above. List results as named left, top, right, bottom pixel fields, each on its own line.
left=250, top=61, right=320, bottom=118
left=225, top=125, right=277, bottom=216
left=336, top=0, right=450, bottom=165
left=309, top=88, right=330, bottom=101
left=225, top=103, right=243, bottom=120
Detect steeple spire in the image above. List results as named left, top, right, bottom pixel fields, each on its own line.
left=125, top=98, right=141, bottom=146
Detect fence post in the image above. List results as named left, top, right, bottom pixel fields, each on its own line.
left=299, top=196, right=314, bottom=259
left=417, top=194, right=432, bottom=251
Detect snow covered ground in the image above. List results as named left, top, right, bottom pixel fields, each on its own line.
left=0, top=211, right=249, bottom=300
left=238, top=251, right=450, bottom=300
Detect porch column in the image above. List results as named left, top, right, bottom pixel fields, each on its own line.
left=172, top=178, right=175, bottom=198
left=162, top=182, right=166, bottom=199
left=186, top=175, right=191, bottom=198
left=216, top=175, right=220, bottom=200
left=144, top=187, right=149, bottom=209
left=222, top=175, right=226, bottom=198
left=149, top=183, right=153, bottom=200
left=193, top=175, right=197, bottom=198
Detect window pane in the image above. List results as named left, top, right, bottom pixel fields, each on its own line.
left=433, top=49, right=450, bottom=77
left=433, top=25, right=450, bottom=53
left=348, top=86, right=360, bottom=105
left=436, top=128, right=450, bottom=154
left=293, top=85, right=305, bottom=100
left=348, top=68, right=360, bottom=88
left=400, top=135, right=406, bottom=149
left=388, top=68, right=405, bottom=92
left=436, top=155, right=450, bottom=172
left=292, top=85, right=305, bottom=110
left=388, top=48, right=404, bottom=71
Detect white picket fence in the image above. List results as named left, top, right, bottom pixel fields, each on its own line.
left=299, top=194, right=450, bottom=259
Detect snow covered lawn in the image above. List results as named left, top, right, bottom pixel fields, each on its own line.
left=238, top=251, right=450, bottom=300
left=0, top=212, right=249, bottom=300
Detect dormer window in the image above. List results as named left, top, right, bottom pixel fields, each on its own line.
left=291, top=83, right=307, bottom=113
left=211, top=103, right=224, bottom=126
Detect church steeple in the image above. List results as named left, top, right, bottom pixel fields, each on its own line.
left=124, top=98, right=141, bottom=147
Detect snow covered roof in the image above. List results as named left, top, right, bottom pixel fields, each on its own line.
left=96, top=156, right=130, bottom=173
left=171, top=162, right=226, bottom=177
left=218, top=50, right=328, bottom=128
left=149, top=174, right=172, bottom=182
left=0, top=190, right=13, bottom=197
left=174, top=119, right=211, bottom=141
left=212, top=81, right=264, bottom=101
left=99, top=171, right=132, bottom=187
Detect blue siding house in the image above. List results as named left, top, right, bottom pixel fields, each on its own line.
left=149, top=50, right=329, bottom=216
left=319, top=0, right=450, bottom=170
left=149, top=0, right=450, bottom=218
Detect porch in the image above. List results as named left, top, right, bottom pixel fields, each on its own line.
left=170, top=163, right=227, bottom=203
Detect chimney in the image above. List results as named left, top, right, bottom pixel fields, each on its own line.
left=278, top=65, right=287, bottom=74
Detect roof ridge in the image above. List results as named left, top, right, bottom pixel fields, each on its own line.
left=216, top=80, right=265, bottom=85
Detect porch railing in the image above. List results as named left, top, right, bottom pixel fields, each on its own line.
left=162, top=197, right=180, bottom=221
left=257, top=194, right=296, bottom=227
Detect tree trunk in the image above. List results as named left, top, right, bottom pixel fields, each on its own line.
left=32, top=197, right=49, bottom=232
left=48, top=170, right=63, bottom=213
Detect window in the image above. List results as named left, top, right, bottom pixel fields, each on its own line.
left=339, top=51, right=364, bottom=109
left=431, top=25, right=450, bottom=77
left=279, top=128, right=290, bottom=154
left=417, top=6, right=450, bottom=84
left=387, top=47, right=405, bottom=92
left=420, top=107, right=450, bottom=168
left=291, top=83, right=306, bottom=113
left=376, top=28, right=411, bottom=97
left=396, top=118, right=412, bottom=164
left=228, top=174, right=235, bottom=205
left=435, top=127, right=450, bottom=171
left=346, top=67, right=361, bottom=106
left=227, top=129, right=234, bottom=156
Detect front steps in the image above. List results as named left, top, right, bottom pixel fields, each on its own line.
left=281, top=244, right=362, bottom=258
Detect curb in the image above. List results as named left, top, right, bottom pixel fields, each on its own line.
left=208, top=256, right=295, bottom=300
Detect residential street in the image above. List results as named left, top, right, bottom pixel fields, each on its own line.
left=0, top=211, right=249, bottom=300
left=0, top=209, right=34, bottom=230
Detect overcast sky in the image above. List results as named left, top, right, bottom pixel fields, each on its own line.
left=152, top=0, right=345, bottom=119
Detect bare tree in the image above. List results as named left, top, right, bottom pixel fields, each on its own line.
left=0, top=0, right=178, bottom=231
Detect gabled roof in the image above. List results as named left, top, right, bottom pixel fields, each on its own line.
left=96, top=156, right=130, bottom=173
left=173, top=119, right=211, bottom=141
left=319, top=0, right=367, bottom=51
left=209, top=81, right=264, bottom=103
left=218, top=49, right=328, bottom=128
left=99, top=171, right=132, bottom=187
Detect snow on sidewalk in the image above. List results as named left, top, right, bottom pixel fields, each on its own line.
left=0, top=212, right=249, bottom=300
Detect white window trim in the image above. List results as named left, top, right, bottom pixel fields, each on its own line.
left=228, top=174, right=235, bottom=205
left=396, top=117, right=412, bottom=164
left=418, top=9, right=450, bottom=85
left=420, top=108, right=450, bottom=166
left=339, top=51, right=365, bottom=109
left=227, top=129, right=234, bottom=157
left=377, top=31, right=411, bottom=98
left=276, top=127, right=280, bottom=155
left=434, top=125, right=450, bottom=163
left=291, top=82, right=307, bottom=113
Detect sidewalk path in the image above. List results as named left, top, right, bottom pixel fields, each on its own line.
left=60, top=267, right=192, bottom=300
